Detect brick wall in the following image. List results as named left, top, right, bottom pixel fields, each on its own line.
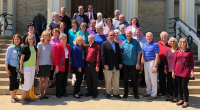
left=138, top=0, right=166, bottom=38
left=16, top=0, right=47, bottom=35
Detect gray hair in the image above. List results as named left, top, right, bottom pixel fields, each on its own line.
left=160, top=31, right=168, bottom=37
left=96, top=25, right=103, bottom=30
left=136, top=28, right=142, bottom=32
left=126, top=30, right=132, bottom=35
left=88, top=34, right=95, bottom=39
left=97, top=12, right=102, bottom=17
left=90, top=19, right=96, bottom=23
left=168, top=37, right=178, bottom=45
left=146, top=32, right=153, bottom=37
left=114, top=29, right=120, bottom=34
left=59, top=33, right=67, bottom=39
left=115, top=10, right=120, bottom=14
left=120, top=24, right=126, bottom=29
left=52, top=12, right=58, bottom=17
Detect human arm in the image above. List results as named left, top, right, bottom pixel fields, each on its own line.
left=96, top=45, right=101, bottom=72
left=36, top=48, right=40, bottom=71
left=20, top=55, right=25, bottom=74
left=101, top=42, right=109, bottom=70
left=5, top=46, right=12, bottom=76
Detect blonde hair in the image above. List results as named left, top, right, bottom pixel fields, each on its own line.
left=61, top=7, right=66, bottom=10
left=25, top=35, right=35, bottom=45
left=41, top=30, right=51, bottom=43
left=59, top=33, right=68, bottom=40
left=79, top=22, right=87, bottom=30
left=73, top=36, right=85, bottom=46
left=178, top=38, right=189, bottom=49
left=52, top=12, right=58, bottom=17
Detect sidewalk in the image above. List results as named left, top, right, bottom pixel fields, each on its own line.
left=0, top=95, right=200, bottom=110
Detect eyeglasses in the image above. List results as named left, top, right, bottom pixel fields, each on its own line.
left=180, top=41, right=186, bottom=43
left=170, top=41, right=175, bottom=42
left=109, top=35, right=115, bottom=36
left=88, top=38, right=94, bottom=40
left=97, top=28, right=102, bottom=29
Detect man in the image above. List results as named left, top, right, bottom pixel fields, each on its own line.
left=85, top=35, right=101, bottom=98
left=59, top=7, right=71, bottom=35
left=141, top=32, right=159, bottom=100
left=115, top=14, right=129, bottom=29
left=112, top=10, right=120, bottom=27
left=84, top=5, right=97, bottom=20
left=101, top=31, right=122, bottom=99
left=71, top=5, right=90, bottom=26
left=157, top=31, right=170, bottom=96
left=134, top=28, right=147, bottom=88
left=121, top=30, right=141, bottom=99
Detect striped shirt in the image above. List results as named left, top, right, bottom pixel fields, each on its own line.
left=142, top=40, right=159, bottom=60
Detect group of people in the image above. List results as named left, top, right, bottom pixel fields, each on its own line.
left=5, top=5, right=194, bottom=108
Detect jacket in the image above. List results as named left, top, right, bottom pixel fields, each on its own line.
left=71, top=45, right=86, bottom=69
left=54, top=43, right=71, bottom=72
left=21, top=45, right=37, bottom=62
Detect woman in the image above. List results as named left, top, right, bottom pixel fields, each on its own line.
left=22, top=22, right=40, bottom=47
left=103, top=18, right=115, bottom=37
left=5, top=34, right=23, bottom=103
left=59, top=22, right=67, bottom=34
left=75, top=22, right=90, bottom=44
left=72, top=36, right=86, bottom=98
left=87, top=20, right=97, bottom=35
left=94, top=25, right=107, bottom=47
left=36, top=31, right=53, bottom=99
left=47, top=12, right=61, bottom=34
left=164, top=37, right=178, bottom=102
left=54, top=33, right=71, bottom=98
left=126, top=17, right=143, bottom=38
left=114, top=29, right=123, bottom=47
left=172, top=38, right=194, bottom=108
left=118, top=24, right=127, bottom=41
left=96, top=12, right=106, bottom=27
left=49, top=28, right=61, bottom=88
left=20, top=35, right=37, bottom=104
left=68, top=20, right=79, bottom=87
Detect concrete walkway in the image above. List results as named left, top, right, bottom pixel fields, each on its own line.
left=0, top=95, right=200, bottom=110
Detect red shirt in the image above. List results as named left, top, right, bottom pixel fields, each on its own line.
left=157, top=40, right=170, bottom=62
left=85, top=43, right=101, bottom=67
left=172, top=49, right=194, bottom=77
left=54, top=43, right=71, bottom=72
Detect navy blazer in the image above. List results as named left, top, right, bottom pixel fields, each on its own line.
left=71, top=44, right=86, bottom=69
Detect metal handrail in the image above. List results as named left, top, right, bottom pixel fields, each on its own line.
left=169, top=17, right=200, bottom=38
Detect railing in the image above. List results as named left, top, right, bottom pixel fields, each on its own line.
left=0, top=13, right=12, bottom=35
left=169, top=17, right=200, bottom=60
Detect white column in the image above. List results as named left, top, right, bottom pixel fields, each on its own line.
left=47, top=0, right=61, bottom=26
left=179, top=0, right=196, bottom=31
left=6, top=0, right=14, bottom=36
left=0, top=0, right=3, bottom=14
left=166, top=0, right=174, bottom=35
left=125, top=0, right=138, bottom=22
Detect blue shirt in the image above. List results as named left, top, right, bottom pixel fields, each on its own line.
left=118, top=34, right=127, bottom=41
left=142, top=40, right=159, bottom=60
left=48, top=21, right=59, bottom=34
left=71, top=13, right=90, bottom=26
left=133, top=36, right=147, bottom=52
left=71, top=45, right=86, bottom=68
left=68, top=28, right=79, bottom=49
left=109, top=40, right=116, bottom=53
left=94, top=34, right=107, bottom=47
left=121, top=39, right=141, bottom=65
left=5, top=45, right=21, bottom=67
left=115, top=21, right=129, bottom=29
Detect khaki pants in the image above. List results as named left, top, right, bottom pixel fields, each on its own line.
left=103, top=67, right=120, bottom=95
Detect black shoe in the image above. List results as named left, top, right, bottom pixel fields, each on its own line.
left=92, top=95, right=97, bottom=98
left=141, top=84, right=146, bottom=88
left=134, top=95, right=139, bottom=99
left=56, top=95, right=61, bottom=98
left=158, top=93, right=165, bottom=96
left=78, top=93, right=83, bottom=96
left=48, top=85, right=53, bottom=88
left=106, top=94, right=111, bottom=99
left=85, top=93, right=92, bottom=97
left=113, top=94, right=121, bottom=99
left=61, top=94, right=68, bottom=97
left=177, top=102, right=184, bottom=105
left=43, top=95, right=49, bottom=99
left=123, top=94, right=128, bottom=98
left=73, top=94, right=80, bottom=99
left=182, top=104, right=189, bottom=108
left=129, top=84, right=133, bottom=87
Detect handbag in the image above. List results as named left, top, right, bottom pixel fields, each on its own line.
left=178, top=50, right=195, bottom=80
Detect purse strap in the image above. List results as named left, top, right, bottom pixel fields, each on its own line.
left=178, top=50, right=189, bottom=66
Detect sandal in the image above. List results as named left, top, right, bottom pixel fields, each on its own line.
left=20, top=99, right=29, bottom=104
left=25, top=98, right=35, bottom=102
left=73, top=94, right=80, bottom=99
left=11, top=98, right=16, bottom=103
left=43, top=94, right=49, bottom=99
left=14, top=97, right=20, bottom=102
left=172, top=98, right=178, bottom=102
left=39, top=95, right=43, bottom=99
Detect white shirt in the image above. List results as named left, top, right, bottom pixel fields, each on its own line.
left=132, top=25, right=136, bottom=38
left=65, top=49, right=69, bottom=58
left=96, top=19, right=107, bottom=27
left=88, top=12, right=94, bottom=20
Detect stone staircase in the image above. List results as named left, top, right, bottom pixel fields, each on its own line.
left=0, top=36, right=200, bottom=95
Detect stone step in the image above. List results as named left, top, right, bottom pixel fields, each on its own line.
left=194, top=66, right=200, bottom=72
left=0, top=44, right=11, bottom=48
left=0, top=58, right=5, bottom=64
left=0, top=39, right=12, bottom=44
left=0, top=35, right=13, bottom=39
left=0, top=71, right=7, bottom=78
left=0, top=49, right=7, bottom=53
left=0, top=64, right=6, bottom=71
left=0, top=53, right=6, bottom=58
left=0, top=85, right=147, bottom=95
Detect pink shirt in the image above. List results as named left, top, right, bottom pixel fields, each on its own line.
left=115, top=38, right=123, bottom=48
left=50, top=36, right=61, bottom=59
